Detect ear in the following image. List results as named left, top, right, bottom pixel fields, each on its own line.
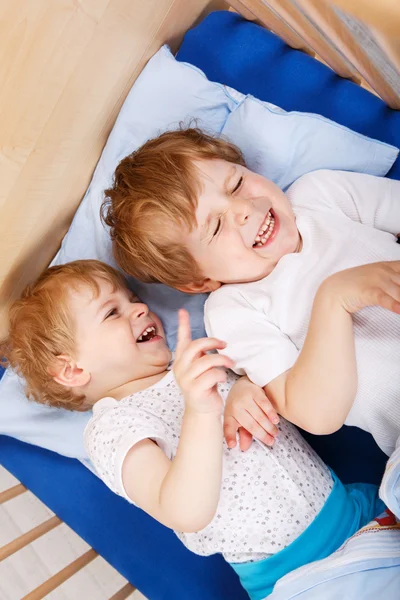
left=50, top=355, right=91, bottom=388
left=177, top=278, right=222, bottom=294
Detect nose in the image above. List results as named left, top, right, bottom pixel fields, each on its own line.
left=128, top=302, right=149, bottom=320
left=232, top=198, right=251, bottom=226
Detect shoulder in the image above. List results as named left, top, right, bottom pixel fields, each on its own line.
left=84, top=397, right=137, bottom=445
left=286, top=169, right=360, bottom=210
left=205, top=282, right=260, bottom=314
left=288, top=168, right=377, bottom=197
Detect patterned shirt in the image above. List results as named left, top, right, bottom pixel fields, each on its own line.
left=85, top=370, right=333, bottom=563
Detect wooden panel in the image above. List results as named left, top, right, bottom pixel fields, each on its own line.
left=330, top=0, right=400, bottom=37
left=333, top=7, right=400, bottom=96
left=372, top=31, right=400, bottom=76
left=0, top=0, right=224, bottom=339
left=330, top=0, right=400, bottom=85
left=295, top=0, right=400, bottom=108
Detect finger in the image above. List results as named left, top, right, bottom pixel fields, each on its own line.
left=385, top=278, right=400, bottom=300
left=175, top=309, right=193, bottom=360
left=237, top=409, right=276, bottom=446
left=254, top=390, right=280, bottom=425
left=375, top=290, right=400, bottom=314
left=244, top=404, right=279, bottom=437
left=186, top=353, right=234, bottom=380
left=179, top=336, right=228, bottom=364
left=224, top=415, right=239, bottom=449
left=193, top=368, right=227, bottom=394
left=238, top=427, right=253, bottom=452
left=388, top=260, right=400, bottom=274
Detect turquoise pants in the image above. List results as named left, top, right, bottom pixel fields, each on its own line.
left=229, top=471, right=385, bottom=600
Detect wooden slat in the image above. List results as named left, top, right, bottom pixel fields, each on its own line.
left=330, top=0, right=400, bottom=37
left=109, top=582, right=136, bottom=600
left=21, top=548, right=98, bottom=600
left=228, top=0, right=313, bottom=52
left=296, top=0, right=400, bottom=109
left=0, top=515, right=62, bottom=561
left=265, top=0, right=360, bottom=81
left=372, top=31, right=400, bottom=76
left=0, top=483, right=26, bottom=504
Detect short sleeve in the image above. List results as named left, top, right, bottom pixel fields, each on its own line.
left=205, top=291, right=299, bottom=387
left=84, top=400, right=172, bottom=503
left=288, top=170, right=400, bottom=235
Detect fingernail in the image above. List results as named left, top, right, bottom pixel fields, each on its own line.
left=272, top=416, right=280, bottom=424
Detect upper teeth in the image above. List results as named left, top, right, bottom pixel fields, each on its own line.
left=253, top=211, right=275, bottom=247
left=137, top=326, right=156, bottom=342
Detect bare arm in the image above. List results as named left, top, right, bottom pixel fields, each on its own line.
left=122, top=310, right=233, bottom=533
left=265, top=262, right=400, bottom=434
left=122, top=409, right=223, bottom=532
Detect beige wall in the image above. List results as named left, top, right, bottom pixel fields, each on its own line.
left=0, top=0, right=226, bottom=338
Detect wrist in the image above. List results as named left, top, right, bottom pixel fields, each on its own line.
left=184, top=405, right=223, bottom=420
left=316, top=276, right=349, bottom=314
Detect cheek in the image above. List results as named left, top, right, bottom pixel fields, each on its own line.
left=152, top=314, right=166, bottom=339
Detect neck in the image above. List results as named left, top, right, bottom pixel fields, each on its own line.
left=105, top=370, right=169, bottom=401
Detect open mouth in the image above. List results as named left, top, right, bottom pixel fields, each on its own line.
left=136, top=325, right=157, bottom=343
left=253, top=209, right=276, bottom=248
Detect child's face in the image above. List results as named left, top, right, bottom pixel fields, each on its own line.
left=70, top=278, right=171, bottom=394
left=184, top=159, right=301, bottom=286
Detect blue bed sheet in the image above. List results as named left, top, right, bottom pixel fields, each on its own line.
left=0, top=10, right=395, bottom=599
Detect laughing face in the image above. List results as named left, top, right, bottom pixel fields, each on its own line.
left=184, top=159, right=302, bottom=287
left=69, top=278, right=171, bottom=397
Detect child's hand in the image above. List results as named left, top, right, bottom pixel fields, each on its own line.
left=322, top=261, right=400, bottom=314
left=174, top=309, right=234, bottom=416
left=224, top=377, right=280, bottom=451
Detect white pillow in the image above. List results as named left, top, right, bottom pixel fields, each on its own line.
left=0, top=45, right=398, bottom=460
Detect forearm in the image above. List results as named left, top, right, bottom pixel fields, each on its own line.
left=283, top=281, right=357, bottom=433
left=159, top=409, right=223, bottom=532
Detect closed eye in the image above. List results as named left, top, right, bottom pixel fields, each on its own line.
left=213, top=218, right=221, bottom=237
left=232, top=176, right=243, bottom=194
left=105, top=307, right=118, bottom=319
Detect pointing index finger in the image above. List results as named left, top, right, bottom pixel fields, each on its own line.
left=176, top=309, right=192, bottom=357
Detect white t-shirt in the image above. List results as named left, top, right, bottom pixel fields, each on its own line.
left=84, top=370, right=333, bottom=563
left=205, top=170, right=400, bottom=456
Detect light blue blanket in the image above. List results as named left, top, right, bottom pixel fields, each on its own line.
left=268, top=443, right=400, bottom=600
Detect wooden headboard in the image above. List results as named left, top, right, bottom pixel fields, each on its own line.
left=0, top=0, right=399, bottom=338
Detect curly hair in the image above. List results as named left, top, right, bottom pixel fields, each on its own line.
left=0, top=260, right=126, bottom=411
left=101, top=128, right=246, bottom=288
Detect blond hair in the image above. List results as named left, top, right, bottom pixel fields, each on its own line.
left=102, top=128, right=245, bottom=287
left=0, top=260, right=127, bottom=411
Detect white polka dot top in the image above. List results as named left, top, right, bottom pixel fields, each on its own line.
left=84, top=370, right=333, bottom=563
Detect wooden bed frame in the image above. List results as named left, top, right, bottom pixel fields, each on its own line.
left=0, top=0, right=399, bottom=595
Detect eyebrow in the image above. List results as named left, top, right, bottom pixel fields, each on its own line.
left=201, top=165, right=237, bottom=241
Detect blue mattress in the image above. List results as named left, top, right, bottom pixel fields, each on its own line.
left=0, top=10, right=395, bottom=599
